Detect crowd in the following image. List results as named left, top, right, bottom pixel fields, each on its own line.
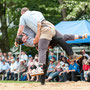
left=0, top=49, right=90, bottom=82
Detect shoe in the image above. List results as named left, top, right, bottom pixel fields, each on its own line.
left=30, top=68, right=44, bottom=76
left=40, top=65, right=48, bottom=85
left=82, top=34, right=87, bottom=39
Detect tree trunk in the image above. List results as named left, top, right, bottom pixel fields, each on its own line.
left=58, top=0, right=67, bottom=21
left=0, top=1, right=10, bottom=53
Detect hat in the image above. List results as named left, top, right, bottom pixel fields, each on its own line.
left=28, top=55, right=32, bottom=58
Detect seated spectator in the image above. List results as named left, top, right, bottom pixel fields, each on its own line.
left=0, top=56, right=3, bottom=64
left=62, top=60, right=80, bottom=81
left=76, top=56, right=84, bottom=81
left=0, top=60, right=10, bottom=80
left=59, top=61, right=69, bottom=82
left=9, top=59, right=16, bottom=80
left=46, top=59, right=56, bottom=81
left=13, top=58, right=20, bottom=80
left=27, top=57, right=34, bottom=67
left=27, top=57, right=39, bottom=81
left=18, top=60, right=27, bottom=80
left=34, top=56, right=39, bottom=68
left=45, top=59, right=62, bottom=82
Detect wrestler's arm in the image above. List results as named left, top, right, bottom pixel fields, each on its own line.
left=15, top=25, right=24, bottom=47
left=17, top=25, right=24, bottom=36
left=33, top=22, right=41, bottom=45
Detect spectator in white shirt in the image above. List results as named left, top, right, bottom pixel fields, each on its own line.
left=0, top=60, right=10, bottom=80
left=21, top=51, right=28, bottom=62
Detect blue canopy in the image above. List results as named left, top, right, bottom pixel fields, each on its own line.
left=55, top=20, right=90, bottom=44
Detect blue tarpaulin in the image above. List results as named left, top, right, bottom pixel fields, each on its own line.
left=55, top=20, right=90, bottom=44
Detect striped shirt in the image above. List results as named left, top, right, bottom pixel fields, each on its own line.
left=19, top=11, right=45, bottom=33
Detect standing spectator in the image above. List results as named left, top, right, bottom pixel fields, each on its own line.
left=21, top=51, right=28, bottom=62
left=49, top=51, right=57, bottom=62
left=82, top=56, right=89, bottom=81
left=80, top=49, right=89, bottom=58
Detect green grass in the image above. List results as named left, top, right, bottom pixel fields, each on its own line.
left=0, top=80, right=38, bottom=83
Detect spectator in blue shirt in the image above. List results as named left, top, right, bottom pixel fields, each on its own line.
left=63, top=60, right=80, bottom=81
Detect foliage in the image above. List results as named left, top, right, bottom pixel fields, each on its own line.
left=0, top=0, right=90, bottom=55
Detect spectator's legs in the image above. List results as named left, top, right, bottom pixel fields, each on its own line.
left=80, top=72, right=85, bottom=81
left=6, top=71, right=10, bottom=80
left=63, top=72, right=69, bottom=82
left=14, top=73, right=18, bottom=80
left=71, top=72, right=78, bottom=81
left=11, top=72, right=14, bottom=80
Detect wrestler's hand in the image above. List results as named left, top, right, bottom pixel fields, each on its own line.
left=37, top=21, right=41, bottom=29
left=15, top=42, right=19, bottom=47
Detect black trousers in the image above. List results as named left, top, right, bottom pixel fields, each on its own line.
left=50, top=30, right=74, bottom=56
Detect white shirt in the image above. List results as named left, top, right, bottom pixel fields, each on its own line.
left=2, top=63, right=10, bottom=70
left=21, top=54, right=28, bottom=61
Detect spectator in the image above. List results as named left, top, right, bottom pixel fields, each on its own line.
left=59, top=61, right=69, bottom=82
left=62, top=60, right=80, bottom=81
left=80, top=49, right=89, bottom=58
left=3, top=53, right=8, bottom=60
left=27, top=57, right=34, bottom=67
left=13, top=58, right=20, bottom=80
left=0, top=52, right=4, bottom=60
left=21, top=51, right=28, bottom=62
left=49, top=51, right=57, bottom=61
left=18, top=60, right=27, bottom=80
left=45, top=59, right=62, bottom=82
left=9, top=59, right=16, bottom=80
left=46, top=59, right=56, bottom=81
left=0, top=56, right=3, bottom=64
left=0, top=60, right=10, bottom=80
left=34, top=56, right=39, bottom=67
left=82, top=56, right=89, bottom=81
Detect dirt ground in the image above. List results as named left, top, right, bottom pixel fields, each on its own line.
left=0, top=81, right=90, bottom=90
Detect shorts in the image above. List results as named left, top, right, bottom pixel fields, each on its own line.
left=40, top=20, right=56, bottom=40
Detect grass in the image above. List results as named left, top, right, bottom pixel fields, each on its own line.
left=0, top=80, right=38, bottom=83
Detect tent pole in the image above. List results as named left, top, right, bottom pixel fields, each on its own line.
left=18, top=45, right=22, bottom=81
